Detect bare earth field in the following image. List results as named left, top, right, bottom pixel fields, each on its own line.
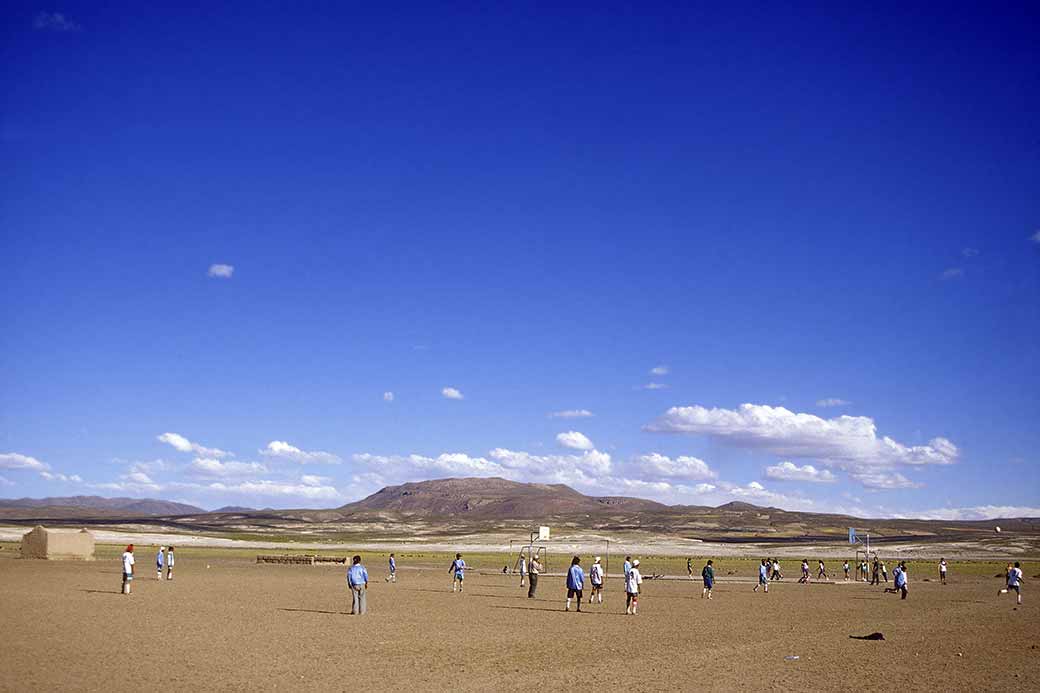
left=1, top=549, right=1037, bottom=692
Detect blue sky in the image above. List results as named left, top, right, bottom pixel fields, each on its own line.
left=2, top=3, right=1038, bottom=518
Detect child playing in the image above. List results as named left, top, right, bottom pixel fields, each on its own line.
left=798, top=559, right=810, bottom=584
left=386, top=553, right=397, bottom=583
left=165, top=546, right=174, bottom=580
left=771, top=558, right=782, bottom=581
left=999, top=561, right=1024, bottom=604
left=754, top=559, right=770, bottom=592
left=449, top=553, right=466, bottom=592
left=843, top=560, right=850, bottom=581
left=121, top=544, right=135, bottom=594
left=565, top=556, right=585, bottom=612
left=701, top=560, right=715, bottom=599
left=589, top=556, right=605, bottom=604
left=817, top=560, right=827, bottom=580
left=625, top=559, right=643, bottom=614
left=938, top=558, right=947, bottom=585
left=156, top=546, right=164, bottom=580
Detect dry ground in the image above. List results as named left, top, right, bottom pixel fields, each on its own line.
left=1, top=552, right=1037, bottom=692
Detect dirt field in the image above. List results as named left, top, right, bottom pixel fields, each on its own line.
left=1, top=550, right=1037, bottom=692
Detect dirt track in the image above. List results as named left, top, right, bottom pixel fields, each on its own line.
left=1, top=554, right=1037, bottom=691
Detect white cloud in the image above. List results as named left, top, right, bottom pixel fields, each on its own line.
left=1030, top=230, right=1040, bottom=244
left=961, top=248, right=979, bottom=258
left=646, top=403, right=956, bottom=489
left=650, top=365, right=670, bottom=376
left=635, top=453, right=716, bottom=481
left=34, top=12, right=80, bottom=31
left=641, top=382, right=669, bottom=390
left=261, top=441, right=341, bottom=464
left=441, top=387, right=464, bottom=400
left=848, top=469, right=922, bottom=490
left=816, top=398, right=850, bottom=408
left=300, top=474, right=330, bottom=486
left=549, top=409, right=594, bottom=419
left=189, top=458, right=267, bottom=478
left=39, top=471, right=83, bottom=483
left=201, top=480, right=340, bottom=501
left=912, top=505, right=1040, bottom=521
left=207, top=263, right=234, bottom=278
left=354, top=452, right=501, bottom=477
left=383, top=391, right=394, bottom=402
left=556, top=431, right=594, bottom=451
left=157, top=432, right=231, bottom=458
left=940, top=267, right=963, bottom=280
left=0, top=452, right=49, bottom=471
left=765, top=461, right=836, bottom=483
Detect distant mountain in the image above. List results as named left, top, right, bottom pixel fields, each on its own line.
left=0, top=495, right=205, bottom=516
left=213, top=505, right=257, bottom=513
left=339, top=476, right=669, bottom=518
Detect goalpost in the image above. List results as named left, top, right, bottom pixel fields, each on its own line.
left=508, top=526, right=611, bottom=576
left=850, top=527, right=878, bottom=581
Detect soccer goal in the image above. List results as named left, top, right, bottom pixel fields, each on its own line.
left=508, top=527, right=611, bottom=576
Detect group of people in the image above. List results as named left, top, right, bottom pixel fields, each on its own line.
left=119, top=544, right=174, bottom=594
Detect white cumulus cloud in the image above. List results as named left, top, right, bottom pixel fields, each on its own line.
left=261, top=441, right=341, bottom=464
left=189, top=458, right=267, bottom=478
left=157, top=432, right=231, bottom=458
left=912, top=505, right=1040, bottom=521
left=816, top=398, right=850, bottom=408
left=765, top=461, right=836, bottom=483
left=207, top=263, right=234, bottom=278
left=635, top=453, right=716, bottom=481
left=556, top=431, right=594, bottom=451
left=441, top=387, right=464, bottom=400
left=39, top=471, right=83, bottom=483
left=0, top=452, right=49, bottom=471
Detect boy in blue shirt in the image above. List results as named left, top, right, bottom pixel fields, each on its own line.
left=565, top=556, right=585, bottom=612
left=753, top=559, right=769, bottom=593
left=347, top=555, right=369, bottom=614
left=450, top=553, right=466, bottom=592
left=386, top=553, right=397, bottom=583
left=156, top=546, right=164, bottom=580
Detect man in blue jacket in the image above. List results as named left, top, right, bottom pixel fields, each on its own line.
left=347, top=555, right=369, bottom=615
left=565, top=556, right=585, bottom=612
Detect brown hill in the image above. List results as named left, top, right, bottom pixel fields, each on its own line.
left=0, top=495, right=205, bottom=517
left=339, top=477, right=669, bottom=518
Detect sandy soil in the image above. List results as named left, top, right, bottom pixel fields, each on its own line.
left=1, top=553, right=1037, bottom=692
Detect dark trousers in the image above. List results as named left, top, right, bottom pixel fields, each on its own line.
left=528, top=573, right=538, bottom=597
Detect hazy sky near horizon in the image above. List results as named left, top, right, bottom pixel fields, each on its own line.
left=2, top=3, right=1038, bottom=519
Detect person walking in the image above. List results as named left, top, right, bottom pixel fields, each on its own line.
left=386, top=553, right=397, bottom=583
left=999, top=562, right=1024, bottom=605
left=527, top=552, right=542, bottom=598
left=156, top=546, right=165, bottom=580
left=754, top=559, right=770, bottom=593
left=701, top=560, right=715, bottom=599
left=938, top=558, right=948, bottom=585
left=449, top=553, right=466, bottom=593
left=771, top=558, right=783, bottom=581
left=121, top=544, right=135, bottom=594
left=588, top=556, right=605, bottom=605
left=817, top=560, right=827, bottom=580
left=843, top=560, right=850, bottom=581
left=519, top=555, right=527, bottom=588
left=687, top=557, right=693, bottom=579
left=165, top=546, right=175, bottom=580
left=798, top=559, right=810, bottom=584
left=625, top=559, right=643, bottom=615
left=565, top=556, right=585, bottom=612
left=347, top=555, right=369, bottom=614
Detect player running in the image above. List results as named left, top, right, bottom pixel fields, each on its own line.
left=999, top=562, right=1024, bottom=604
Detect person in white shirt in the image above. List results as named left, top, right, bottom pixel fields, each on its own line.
left=519, top=555, right=527, bottom=587
left=121, top=545, right=135, bottom=594
left=999, top=562, right=1024, bottom=604
left=625, top=559, right=643, bottom=615
left=166, top=546, right=175, bottom=580
left=588, top=556, right=605, bottom=604
left=938, top=558, right=948, bottom=585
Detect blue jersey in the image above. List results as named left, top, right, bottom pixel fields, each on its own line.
left=389, top=557, right=396, bottom=572
left=347, top=564, right=369, bottom=587
left=759, top=564, right=768, bottom=579
left=567, top=565, right=585, bottom=590
left=452, top=559, right=466, bottom=577
left=894, top=568, right=907, bottom=588
left=623, top=561, right=632, bottom=577
left=156, top=550, right=164, bottom=568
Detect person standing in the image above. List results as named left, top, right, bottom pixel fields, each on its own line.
left=625, top=559, right=643, bottom=615
left=165, top=546, right=175, bottom=580
left=895, top=561, right=908, bottom=599
left=588, top=556, right=605, bottom=605
left=121, top=544, right=135, bottom=595
left=843, top=560, right=850, bottom=581
left=771, top=558, right=782, bottom=581
left=565, top=556, right=585, bottom=612
left=623, top=556, right=632, bottom=584
left=701, top=560, right=715, bottom=599
left=347, top=555, right=369, bottom=615
left=527, top=552, right=542, bottom=598
left=754, top=559, right=769, bottom=593
left=938, top=558, right=948, bottom=585
left=156, top=546, right=165, bottom=580
left=519, top=555, right=527, bottom=587
left=687, top=557, right=693, bottom=579
left=385, top=553, right=397, bottom=583
left=449, top=553, right=466, bottom=593
left=871, top=558, right=881, bottom=586
left=880, top=561, right=889, bottom=583
left=999, top=562, right=1024, bottom=605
